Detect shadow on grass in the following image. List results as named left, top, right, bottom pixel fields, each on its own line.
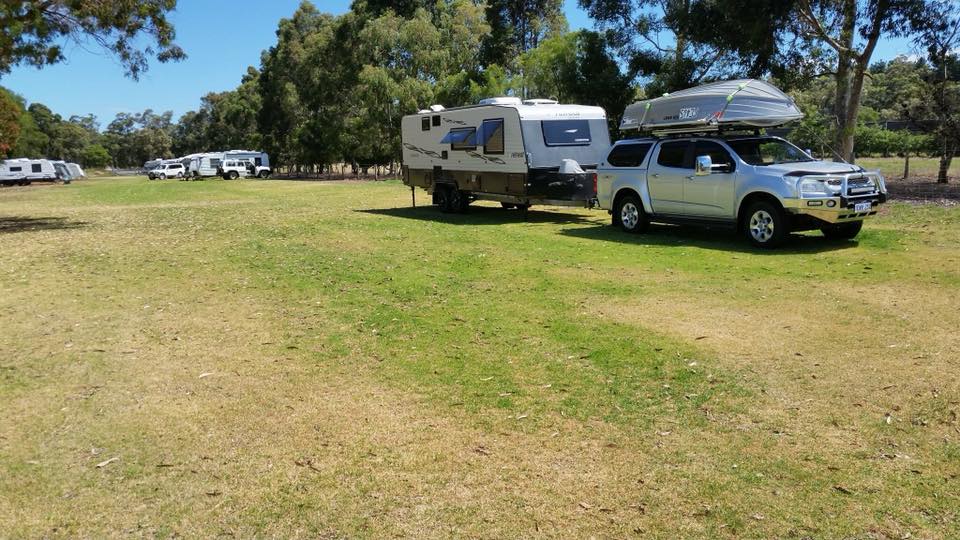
left=560, top=223, right=860, bottom=254
left=0, top=216, right=89, bottom=234
left=357, top=204, right=598, bottom=226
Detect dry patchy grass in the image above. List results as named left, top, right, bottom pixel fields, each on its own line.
left=1, top=177, right=958, bottom=538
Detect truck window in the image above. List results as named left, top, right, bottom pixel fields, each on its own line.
left=443, top=128, right=477, bottom=151
left=694, top=141, right=735, bottom=172
left=656, top=141, right=691, bottom=168
left=480, top=119, right=504, bottom=154
left=542, top=120, right=591, bottom=146
left=607, top=143, right=652, bottom=167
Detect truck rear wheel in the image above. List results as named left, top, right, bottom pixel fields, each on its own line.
left=821, top=221, right=863, bottom=240
left=744, top=200, right=788, bottom=248
left=614, top=194, right=648, bottom=233
left=228, top=171, right=239, bottom=180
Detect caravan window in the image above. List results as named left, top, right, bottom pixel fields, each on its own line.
left=442, top=128, right=477, bottom=151
left=32, top=164, right=42, bottom=173
left=607, top=143, right=652, bottom=167
left=209, top=158, right=221, bottom=168
left=542, top=120, right=591, bottom=146
left=480, top=119, right=504, bottom=154
left=421, top=117, right=431, bottom=131
left=10, top=166, right=22, bottom=172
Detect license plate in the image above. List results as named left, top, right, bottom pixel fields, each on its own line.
left=854, top=201, right=873, bottom=213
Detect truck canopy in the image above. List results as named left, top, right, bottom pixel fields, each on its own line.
left=620, top=79, right=803, bottom=134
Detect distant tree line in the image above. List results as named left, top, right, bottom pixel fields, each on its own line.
left=2, top=0, right=960, bottom=182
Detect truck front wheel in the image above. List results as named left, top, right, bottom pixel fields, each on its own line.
left=821, top=221, right=863, bottom=240
left=615, top=194, right=648, bottom=233
left=744, top=201, right=788, bottom=248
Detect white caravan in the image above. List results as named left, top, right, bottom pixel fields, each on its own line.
left=183, top=152, right=224, bottom=178
left=400, top=97, right=611, bottom=212
left=0, top=158, right=67, bottom=186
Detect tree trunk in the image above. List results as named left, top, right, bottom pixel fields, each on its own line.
left=902, top=152, right=910, bottom=180
left=938, top=140, right=953, bottom=184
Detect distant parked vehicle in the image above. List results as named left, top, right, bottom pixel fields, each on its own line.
left=222, top=150, right=271, bottom=178
left=183, top=152, right=225, bottom=179
left=218, top=157, right=271, bottom=179
left=0, top=158, right=69, bottom=186
left=66, top=163, right=85, bottom=179
left=148, top=162, right=186, bottom=180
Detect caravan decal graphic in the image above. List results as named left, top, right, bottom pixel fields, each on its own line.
left=466, top=151, right=506, bottom=165
left=403, top=143, right=442, bottom=159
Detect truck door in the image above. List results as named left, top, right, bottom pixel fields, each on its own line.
left=646, top=141, right=691, bottom=214
left=684, top=140, right=737, bottom=218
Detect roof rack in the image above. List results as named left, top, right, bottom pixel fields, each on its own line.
left=621, top=79, right=803, bottom=134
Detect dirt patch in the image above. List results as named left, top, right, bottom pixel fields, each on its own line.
left=886, top=175, right=960, bottom=204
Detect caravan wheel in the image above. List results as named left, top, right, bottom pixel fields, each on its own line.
left=449, top=188, right=468, bottom=213
left=435, top=185, right=453, bottom=213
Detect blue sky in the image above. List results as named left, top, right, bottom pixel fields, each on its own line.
left=0, top=0, right=919, bottom=127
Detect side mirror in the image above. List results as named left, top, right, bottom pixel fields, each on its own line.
left=805, top=148, right=814, bottom=158
left=695, top=155, right=713, bottom=176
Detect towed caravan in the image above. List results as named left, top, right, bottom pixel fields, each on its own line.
left=184, top=152, right=225, bottom=178
left=401, top=97, right=610, bottom=212
left=596, top=79, right=887, bottom=248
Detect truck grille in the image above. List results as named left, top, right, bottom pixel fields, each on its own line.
left=846, top=176, right=877, bottom=196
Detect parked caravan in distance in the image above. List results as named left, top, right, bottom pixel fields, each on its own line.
left=0, top=158, right=67, bottom=186
left=66, top=163, right=85, bottom=179
left=184, top=152, right=224, bottom=178
left=401, top=97, right=610, bottom=212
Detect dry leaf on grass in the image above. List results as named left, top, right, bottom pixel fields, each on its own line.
left=95, top=457, right=119, bottom=468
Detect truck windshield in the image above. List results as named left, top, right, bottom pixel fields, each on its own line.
left=727, top=138, right=813, bottom=166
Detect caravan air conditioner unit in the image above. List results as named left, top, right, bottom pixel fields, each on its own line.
left=478, top=97, right=522, bottom=106
left=523, top=99, right=559, bottom=105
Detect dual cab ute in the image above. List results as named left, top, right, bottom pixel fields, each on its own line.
left=598, top=79, right=887, bottom=248
left=596, top=135, right=888, bottom=247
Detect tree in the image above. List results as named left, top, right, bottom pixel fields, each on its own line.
left=0, top=87, right=20, bottom=156
left=0, top=0, right=185, bottom=79
left=906, top=0, right=960, bottom=183
left=481, top=0, right=566, bottom=70
left=81, top=144, right=111, bottom=168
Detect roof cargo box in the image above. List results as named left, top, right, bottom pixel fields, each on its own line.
left=620, top=79, right=803, bottom=134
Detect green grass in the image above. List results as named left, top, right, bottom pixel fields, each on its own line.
left=858, top=155, right=960, bottom=179
left=1, top=177, right=959, bottom=538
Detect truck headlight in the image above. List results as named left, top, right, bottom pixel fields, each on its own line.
left=798, top=178, right=841, bottom=198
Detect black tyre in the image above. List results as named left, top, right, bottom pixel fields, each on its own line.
left=614, top=194, right=648, bottom=234
left=228, top=171, right=239, bottom=180
left=159, top=173, right=166, bottom=180
left=500, top=202, right=516, bottom=209
left=821, top=221, right=863, bottom=240
left=743, top=200, right=788, bottom=248
left=435, top=185, right=453, bottom=213
left=258, top=170, right=270, bottom=179
left=449, top=188, right=468, bottom=213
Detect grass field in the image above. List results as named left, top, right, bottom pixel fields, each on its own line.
left=1, top=176, right=959, bottom=538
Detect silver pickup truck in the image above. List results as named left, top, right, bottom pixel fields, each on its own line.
left=596, top=135, right=888, bottom=247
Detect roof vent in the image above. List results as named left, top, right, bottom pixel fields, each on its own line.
left=479, top=97, right=522, bottom=106
left=523, top=99, right=559, bottom=105
left=429, top=104, right=446, bottom=112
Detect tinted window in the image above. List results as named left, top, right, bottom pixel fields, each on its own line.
left=421, top=117, right=430, bottom=131
left=607, top=143, right=652, bottom=167
left=694, top=141, right=735, bottom=171
left=255, top=157, right=263, bottom=166
left=480, top=119, right=504, bottom=154
left=542, top=120, right=591, bottom=146
left=32, top=164, right=42, bottom=173
left=442, top=128, right=477, bottom=151
left=10, top=166, right=21, bottom=172
left=432, top=115, right=441, bottom=127
left=656, top=141, right=691, bottom=168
